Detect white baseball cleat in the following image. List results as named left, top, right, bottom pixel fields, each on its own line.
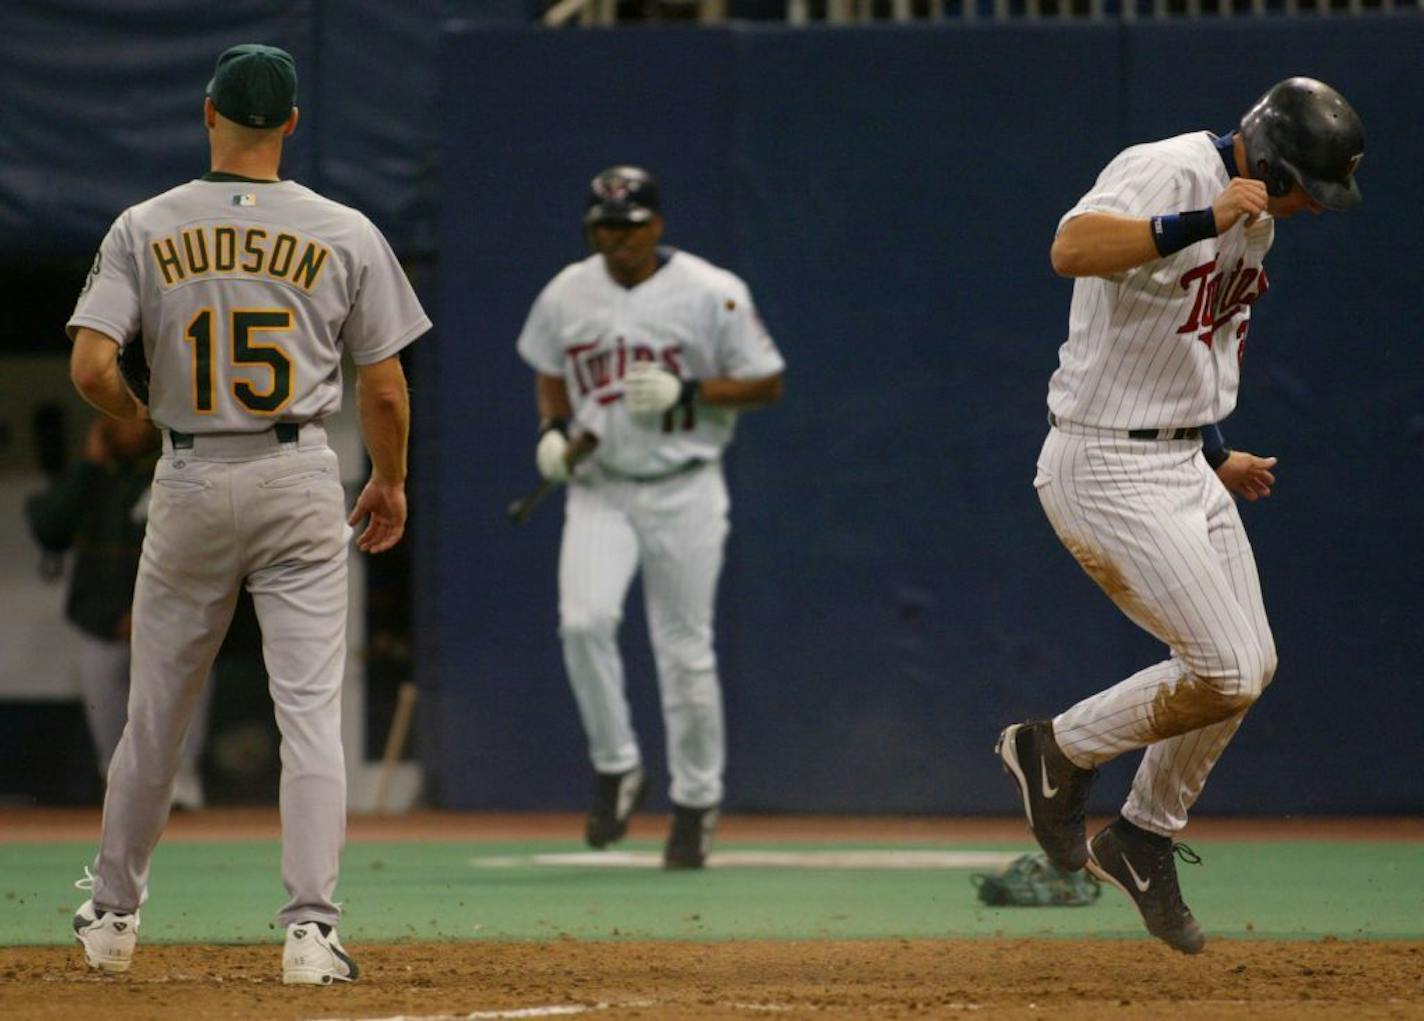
left=73, top=894, right=140, bottom=973
left=283, top=921, right=359, bottom=984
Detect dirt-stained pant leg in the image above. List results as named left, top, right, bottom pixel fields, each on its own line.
left=639, top=465, right=729, bottom=809
left=1123, top=472, right=1276, bottom=835
left=559, top=480, right=643, bottom=775
left=92, top=456, right=240, bottom=915
left=239, top=445, right=351, bottom=927
left=1035, top=427, right=1277, bottom=836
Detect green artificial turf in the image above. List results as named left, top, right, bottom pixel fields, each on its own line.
left=3, top=837, right=1418, bottom=946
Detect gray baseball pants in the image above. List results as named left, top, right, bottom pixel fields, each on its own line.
left=89, top=424, right=350, bottom=927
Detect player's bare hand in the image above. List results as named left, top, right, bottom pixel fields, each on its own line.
left=1213, top=178, right=1269, bottom=233
left=1214, top=450, right=1277, bottom=501
left=349, top=479, right=407, bottom=553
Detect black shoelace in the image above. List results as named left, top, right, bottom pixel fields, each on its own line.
left=1150, top=841, right=1202, bottom=917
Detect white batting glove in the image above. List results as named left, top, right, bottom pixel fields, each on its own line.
left=623, top=361, right=688, bottom=415
left=535, top=428, right=570, bottom=483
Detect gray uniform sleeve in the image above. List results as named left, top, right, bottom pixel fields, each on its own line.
left=515, top=285, right=564, bottom=377
left=67, top=213, right=141, bottom=346
left=714, top=278, right=785, bottom=379
left=341, top=217, right=431, bottom=365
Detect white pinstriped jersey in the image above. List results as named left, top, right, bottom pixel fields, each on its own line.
left=1047, top=132, right=1275, bottom=430
left=517, top=249, right=785, bottom=478
left=69, top=178, right=430, bottom=434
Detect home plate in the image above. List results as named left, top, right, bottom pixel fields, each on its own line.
left=470, top=850, right=1021, bottom=870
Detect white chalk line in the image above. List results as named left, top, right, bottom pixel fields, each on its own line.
left=310, top=1002, right=648, bottom=1021
left=469, top=850, right=1020, bottom=871
left=308, top=998, right=986, bottom=1021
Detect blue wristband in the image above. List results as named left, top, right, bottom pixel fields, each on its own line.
left=1151, top=209, right=1218, bottom=257
left=1202, top=423, right=1230, bottom=469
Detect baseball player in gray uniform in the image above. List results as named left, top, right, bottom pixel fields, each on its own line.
left=517, top=166, right=785, bottom=869
left=66, top=44, right=429, bottom=983
left=996, top=78, right=1363, bottom=953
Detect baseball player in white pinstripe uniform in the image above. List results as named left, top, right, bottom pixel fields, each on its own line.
left=517, top=166, right=785, bottom=869
left=996, top=78, right=1364, bottom=953
left=66, top=44, right=429, bottom=983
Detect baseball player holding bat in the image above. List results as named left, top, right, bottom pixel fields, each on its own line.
left=507, top=420, right=600, bottom=526
left=516, top=166, right=785, bottom=868
left=66, top=44, right=430, bottom=982
left=998, top=78, right=1363, bottom=953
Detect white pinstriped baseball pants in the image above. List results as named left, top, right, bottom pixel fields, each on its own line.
left=557, top=462, right=729, bottom=810
left=1035, top=424, right=1278, bottom=836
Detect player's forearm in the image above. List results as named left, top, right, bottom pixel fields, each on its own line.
left=356, top=360, right=410, bottom=485
left=1050, top=213, right=1163, bottom=278
left=535, top=374, right=572, bottom=426
left=70, top=330, right=144, bottom=420
left=696, top=374, right=784, bottom=410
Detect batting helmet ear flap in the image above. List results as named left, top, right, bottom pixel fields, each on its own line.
left=1251, top=153, right=1296, bottom=199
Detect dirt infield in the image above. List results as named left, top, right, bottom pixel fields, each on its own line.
left=4, top=937, right=1422, bottom=1019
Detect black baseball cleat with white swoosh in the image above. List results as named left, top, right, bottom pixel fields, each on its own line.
left=995, top=719, right=1097, bottom=872
left=585, top=766, right=648, bottom=849
left=663, top=804, right=719, bottom=870
left=1087, top=816, right=1206, bottom=954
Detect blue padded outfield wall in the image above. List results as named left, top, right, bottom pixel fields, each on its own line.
left=428, top=19, right=1424, bottom=816
left=0, top=0, right=536, bottom=258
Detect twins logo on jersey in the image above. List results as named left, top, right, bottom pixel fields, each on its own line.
left=1177, top=257, right=1270, bottom=359
left=564, top=337, right=684, bottom=402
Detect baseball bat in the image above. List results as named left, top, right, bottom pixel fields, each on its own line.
left=506, top=432, right=598, bottom=526
left=373, top=681, right=418, bottom=814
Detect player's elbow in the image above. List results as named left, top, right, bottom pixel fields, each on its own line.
left=361, top=383, right=409, bottom=413
left=69, top=357, right=110, bottom=400
left=1049, top=234, right=1087, bottom=278
left=357, top=359, right=410, bottom=414
left=70, top=330, right=121, bottom=400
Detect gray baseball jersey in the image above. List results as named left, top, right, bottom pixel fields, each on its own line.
left=70, top=178, right=429, bottom=431
left=69, top=174, right=428, bottom=930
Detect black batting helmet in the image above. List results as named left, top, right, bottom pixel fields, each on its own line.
left=1239, top=77, right=1364, bottom=210
left=583, top=166, right=661, bottom=227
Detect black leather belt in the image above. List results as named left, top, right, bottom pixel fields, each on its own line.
left=168, top=422, right=301, bottom=449
left=1048, top=412, right=1199, bottom=442
left=1129, top=425, right=1200, bottom=441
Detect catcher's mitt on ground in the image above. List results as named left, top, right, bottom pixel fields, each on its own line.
left=118, top=340, right=149, bottom=405
left=972, top=852, right=1101, bottom=907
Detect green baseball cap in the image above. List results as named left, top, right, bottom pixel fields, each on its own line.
left=206, top=44, right=297, bottom=129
